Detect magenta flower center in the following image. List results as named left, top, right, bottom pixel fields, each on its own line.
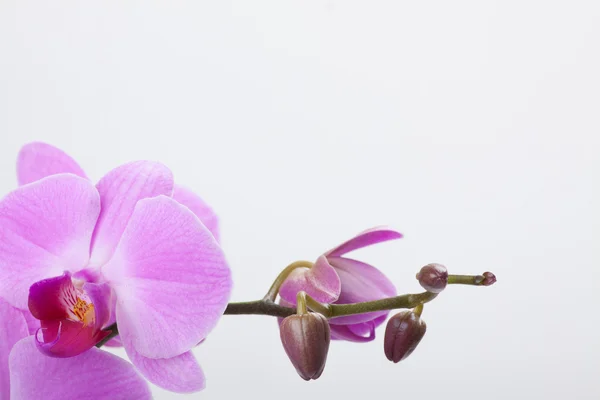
left=29, top=271, right=112, bottom=358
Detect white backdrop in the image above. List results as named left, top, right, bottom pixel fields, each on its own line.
left=1, top=1, right=599, bottom=399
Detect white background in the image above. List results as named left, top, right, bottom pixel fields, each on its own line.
left=1, top=1, right=599, bottom=399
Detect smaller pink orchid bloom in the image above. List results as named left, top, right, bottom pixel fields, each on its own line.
left=0, top=142, right=231, bottom=394
left=279, top=227, right=401, bottom=342
left=1, top=296, right=151, bottom=399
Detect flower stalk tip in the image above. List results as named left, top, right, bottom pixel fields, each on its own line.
left=482, top=272, right=497, bottom=286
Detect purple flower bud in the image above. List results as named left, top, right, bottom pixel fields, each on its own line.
left=482, top=271, right=497, bottom=286
left=384, top=310, right=427, bottom=363
left=416, top=263, right=448, bottom=293
left=280, top=313, right=331, bottom=381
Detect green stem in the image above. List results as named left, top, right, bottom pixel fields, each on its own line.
left=297, top=291, right=332, bottom=316
left=96, top=325, right=119, bottom=348
left=327, top=291, right=437, bottom=318
left=224, top=299, right=294, bottom=318
left=296, top=292, right=308, bottom=314
left=413, top=303, right=424, bottom=317
left=447, top=274, right=485, bottom=285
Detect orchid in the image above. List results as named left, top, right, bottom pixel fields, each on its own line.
left=0, top=142, right=498, bottom=397
left=0, top=142, right=232, bottom=394
left=278, top=227, right=401, bottom=342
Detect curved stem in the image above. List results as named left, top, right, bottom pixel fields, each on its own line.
left=297, top=291, right=331, bottom=316
left=413, top=303, right=424, bottom=317
left=296, top=292, right=308, bottom=314
left=263, top=260, right=314, bottom=302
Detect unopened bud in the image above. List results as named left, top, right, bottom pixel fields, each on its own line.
left=416, top=263, right=448, bottom=293
left=482, top=271, right=496, bottom=286
left=280, top=313, right=330, bottom=381
left=384, top=310, right=427, bottom=363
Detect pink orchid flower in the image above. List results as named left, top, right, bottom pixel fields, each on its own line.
left=279, top=227, right=401, bottom=342
left=1, top=297, right=150, bottom=399
left=0, top=142, right=231, bottom=394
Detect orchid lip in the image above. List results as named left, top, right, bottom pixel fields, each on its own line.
left=29, top=271, right=96, bottom=325
left=34, top=319, right=111, bottom=358
left=28, top=272, right=113, bottom=357
left=34, top=321, right=67, bottom=357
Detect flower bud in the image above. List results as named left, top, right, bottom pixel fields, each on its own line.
left=280, top=312, right=330, bottom=380
left=416, top=263, right=448, bottom=293
left=384, top=310, right=427, bottom=363
left=482, top=271, right=497, bottom=286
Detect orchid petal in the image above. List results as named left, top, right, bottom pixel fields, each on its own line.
left=123, top=334, right=205, bottom=393
left=0, top=298, right=28, bottom=400
left=329, top=311, right=389, bottom=329
left=89, top=161, right=174, bottom=267
left=327, top=256, right=396, bottom=325
left=9, top=337, right=151, bottom=399
left=35, top=319, right=110, bottom=358
left=324, top=226, right=403, bottom=257
left=101, top=292, right=122, bottom=347
left=103, top=336, right=123, bottom=347
left=102, top=195, right=232, bottom=358
left=173, top=185, right=220, bottom=243
left=83, top=281, right=113, bottom=330
left=329, top=257, right=397, bottom=300
left=17, top=142, right=87, bottom=186
left=329, top=315, right=387, bottom=343
left=329, top=324, right=374, bottom=342
left=0, top=175, right=100, bottom=309
left=279, top=256, right=341, bottom=305
left=21, top=310, right=39, bottom=335
left=28, top=272, right=74, bottom=321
